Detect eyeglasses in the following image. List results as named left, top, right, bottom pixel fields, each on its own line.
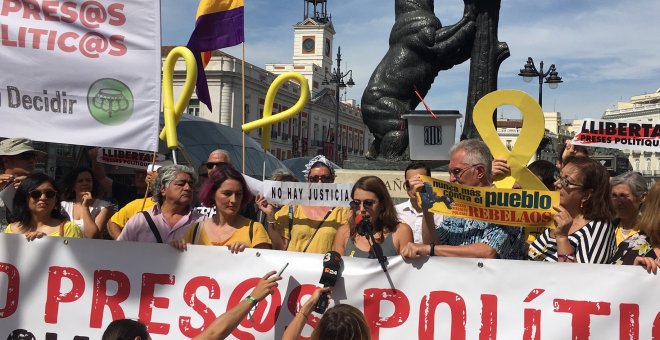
left=448, top=164, right=481, bottom=179
left=349, top=199, right=377, bottom=210
left=29, top=190, right=57, bottom=200
left=308, top=175, right=333, bottom=183
left=205, top=162, right=227, bottom=170
left=557, top=176, right=583, bottom=188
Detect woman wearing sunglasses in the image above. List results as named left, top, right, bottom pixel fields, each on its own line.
left=4, top=173, right=82, bottom=239
left=528, top=156, right=615, bottom=263
left=257, top=155, right=350, bottom=253
left=333, top=176, right=413, bottom=258
left=59, top=167, right=112, bottom=239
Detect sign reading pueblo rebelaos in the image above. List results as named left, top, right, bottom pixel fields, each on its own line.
left=0, top=0, right=161, bottom=151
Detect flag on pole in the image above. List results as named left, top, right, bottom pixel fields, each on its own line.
left=187, top=0, right=245, bottom=111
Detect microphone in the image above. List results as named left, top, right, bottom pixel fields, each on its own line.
left=314, top=251, right=343, bottom=314
left=355, top=212, right=372, bottom=236
left=355, top=213, right=388, bottom=273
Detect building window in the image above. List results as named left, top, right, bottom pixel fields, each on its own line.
left=506, top=140, right=512, bottom=150
left=187, top=99, right=200, bottom=116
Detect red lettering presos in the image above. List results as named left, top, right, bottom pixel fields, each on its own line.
left=228, top=277, right=282, bottom=339
left=139, top=273, right=175, bottom=335
left=553, top=299, right=611, bottom=340
left=479, top=294, right=497, bottom=340
left=286, top=284, right=321, bottom=340
left=364, top=288, right=410, bottom=340
left=619, top=303, right=639, bottom=340
left=89, top=270, right=130, bottom=328
left=179, top=276, right=221, bottom=338
left=45, top=266, right=85, bottom=324
left=418, top=291, right=466, bottom=340
left=0, top=263, right=20, bottom=318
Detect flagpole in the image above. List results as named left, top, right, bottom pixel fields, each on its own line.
left=241, top=43, right=246, bottom=174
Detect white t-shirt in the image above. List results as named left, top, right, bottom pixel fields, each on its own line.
left=61, top=199, right=113, bottom=233
left=395, top=199, right=443, bottom=244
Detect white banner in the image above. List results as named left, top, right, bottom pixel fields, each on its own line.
left=97, top=147, right=165, bottom=170
left=0, top=0, right=161, bottom=151
left=262, top=180, right=353, bottom=207
left=573, top=118, right=660, bottom=152
left=0, top=234, right=659, bottom=339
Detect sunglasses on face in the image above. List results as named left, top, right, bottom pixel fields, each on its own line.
left=205, top=162, right=226, bottom=169
left=349, top=199, right=376, bottom=210
left=448, top=164, right=481, bottom=178
left=29, top=190, right=57, bottom=200
left=308, top=175, right=333, bottom=183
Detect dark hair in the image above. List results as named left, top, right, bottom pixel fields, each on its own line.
left=308, top=161, right=335, bottom=181
left=59, top=167, right=99, bottom=201
left=528, top=160, right=559, bottom=190
left=404, top=161, right=431, bottom=177
left=12, top=173, right=65, bottom=228
left=102, top=319, right=149, bottom=340
left=311, top=304, right=371, bottom=340
left=198, top=163, right=253, bottom=209
left=558, top=141, right=589, bottom=164
left=349, top=176, right=399, bottom=239
left=563, top=156, right=614, bottom=221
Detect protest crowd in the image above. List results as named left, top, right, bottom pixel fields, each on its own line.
left=1, top=136, right=658, bottom=339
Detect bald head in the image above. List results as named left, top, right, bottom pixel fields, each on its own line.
left=207, top=149, right=231, bottom=164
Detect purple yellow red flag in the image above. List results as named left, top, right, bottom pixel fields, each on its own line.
left=186, top=0, right=245, bottom=111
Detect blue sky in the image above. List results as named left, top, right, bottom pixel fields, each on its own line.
left=162, top=0, right=660, bottom=122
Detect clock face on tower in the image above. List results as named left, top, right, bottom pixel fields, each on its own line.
left=302, top=38, right=315, bottom=52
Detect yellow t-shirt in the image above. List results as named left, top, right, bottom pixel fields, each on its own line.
left=4, top=221, right=83, bottom=238
left=273, top=205, right=350, bottom=254
left=183, top=219, right=271, bottom=247
left=110, top=197, right=156, bottom=228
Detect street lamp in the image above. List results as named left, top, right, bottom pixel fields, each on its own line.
left=321, top=45, right=355, bottom=164
left=518, top=57, right=562, bottom=108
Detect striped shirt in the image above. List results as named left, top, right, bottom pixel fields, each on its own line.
left=527, top=220, right=615, bottom=263
left=436, top=217, right=526, bottom=260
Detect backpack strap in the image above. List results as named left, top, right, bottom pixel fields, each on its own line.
left=59, top=221, right=65, bottom=237
left=191, top=222, right=202, bottom=245
left=249, top=220, right=254, bottom=244
left=141, top=211, right=163, bottom=243
left=287, top=204, right=294, bottom=235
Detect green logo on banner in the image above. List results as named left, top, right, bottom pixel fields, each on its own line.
left=87, top=78, right=134, bottom=125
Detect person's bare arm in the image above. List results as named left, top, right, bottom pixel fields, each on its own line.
left=87, top=148, right=113, bottom=198
left=107, top=221, right=122, bottom=240
left=282, top=287, right=331, bottom=340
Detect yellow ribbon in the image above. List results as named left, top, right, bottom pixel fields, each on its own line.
left=473, top=90, right=547, bottom=190
left=159, top=46, right=198, bottom=149
left=241, top=72, right=310, bottom=150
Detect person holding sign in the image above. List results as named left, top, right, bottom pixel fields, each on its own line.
left=401, top=139, right=525, bottom=260
left=258, top=156, right=350, bottom=253
left=528, top=156, right=616, bottom=263
left=59, top=167, right=112, bottom=239
left=333, top=176, right=413, bottom=258
left=3, top=173, right=82, bottom=239
left=170, top=164, right=271, bottom=251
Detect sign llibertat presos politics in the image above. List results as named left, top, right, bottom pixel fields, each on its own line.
left=0, top=234, right=659, bottom=339
left=573, top=118, right=660, bottom=152
left=0, top=0, right=160, bottom=151
left=263, top=180, right=354, bottom=207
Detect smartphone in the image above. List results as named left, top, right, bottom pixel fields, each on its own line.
left=277, top=262, right=289, bottom=276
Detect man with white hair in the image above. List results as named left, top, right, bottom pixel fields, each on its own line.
left=117, top=165, right=204, bottom=243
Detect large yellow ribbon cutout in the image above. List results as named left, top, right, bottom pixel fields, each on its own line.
left=160, top=46, right=198, bottom=149
left=242, top=72, right=310, bottom=150
left=473, top=90, right=547, bottom=190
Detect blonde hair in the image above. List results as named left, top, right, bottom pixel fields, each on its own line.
left=638, top=181, right=660, bottom=247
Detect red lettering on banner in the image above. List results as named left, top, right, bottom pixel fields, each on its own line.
left=107, top=3, right=126, bottom=26
left=553, top=299, right=611, bottom=340
left=0, top=263, right=20, bottom=318
left=45, top=266, right=85, bottom=324
left=89, top=270, right=130, bottom=328
left=60, top=2, right=78, bottom=23
left=228, top=277, right=282, bottom=339
left=1, top=0, right=22, bottom=16
left=652, top=312, right=660, bottom=339
left=479, top=294, right=497, bottom=340
left=364, top=288, right=410, bottom=340
left=522, top=289, right=545, bottom=340
left=139, top=273, right=175, bottom=335
left=58, top=31, right=78, bottom=52
left=22, top=0, right=41, bottom=20
left=418, top=291, right=466, bottom=340
left=179, top=276, right=221, bottom=338
left=286, top=284, right=321, bottom=339
left=619, top=303, right=639, bottom=340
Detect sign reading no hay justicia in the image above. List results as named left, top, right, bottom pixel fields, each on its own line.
left=0, top=0, right=161, bottom=152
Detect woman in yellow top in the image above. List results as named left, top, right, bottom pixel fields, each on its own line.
left=4, top=173, right=82, bottom=239
left=171, top=164, right=270, bottom=252
left=256, top=156, right=349, bottom=253
left=610, top=171, right=647, bottom=246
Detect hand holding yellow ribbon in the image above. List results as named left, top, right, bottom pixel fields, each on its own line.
left=473, top=90, right=547, bottom=190
left=241, top=72, right=310, bottom=150
left=160, top=46, right=198, bottom=149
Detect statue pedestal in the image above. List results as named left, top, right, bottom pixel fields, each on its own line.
left=403, top=110, right=461, bottom=160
